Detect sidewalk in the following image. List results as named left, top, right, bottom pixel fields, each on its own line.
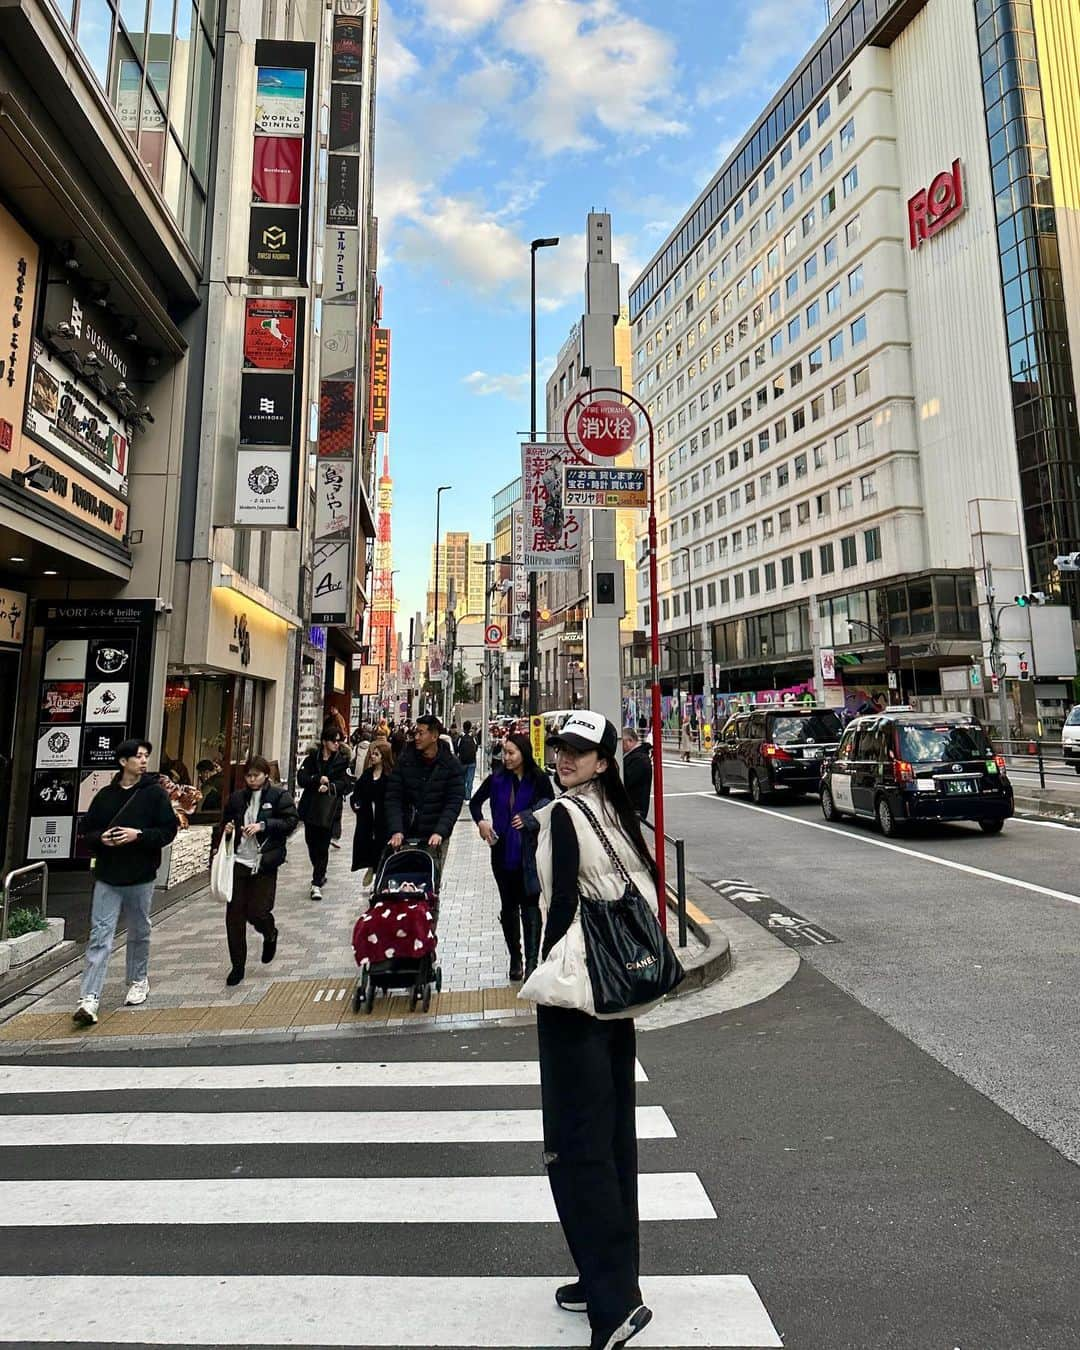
left=0, top=810, right=713, bottom=1049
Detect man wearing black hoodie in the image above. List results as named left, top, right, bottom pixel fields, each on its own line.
left=386, top=714, right=465, bottom=873
left=72, top=738, right=178, bottom=1026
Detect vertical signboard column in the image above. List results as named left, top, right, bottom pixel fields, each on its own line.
left=312, top=3, right=367, bottom=626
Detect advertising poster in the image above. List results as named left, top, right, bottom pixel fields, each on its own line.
left=35, top=724, right=81, bottom=769
left=235, top=448, right=293, bottom=526
left=23, top=342, right=132, bottom=499
left=81, top=725, right=128, bottom=768
left=311, top=539, right=349, bottom=625
left=329, top=85, right=362, bottom=153
left=44, top=638, right=89, bottom=681
left=244, top=299, right=296, bottom=370
left=326, top=155, right=359, bottom=227
left=317, top=380, right=355, bottom=456
left=320, top=304, right=355, bottom=381
left=0, top=588, right=26, bottom=646
left=254, top=66, right=307, bottom=136
left=369, top=328, right=390, bottom=434
left=40, top=681, right=84, bottom=723
left=84, top=681, right=130, bottom=723
left=520, top=442, right=582, bottom=571
left=314, top=459, right=352, bottom=538
left=323, top=228, right=359, bottom=304
left=252, top=135, right=303, bottom=205
left=26, top=816, right=74, bottom=860
left=30, top=770, right=76, bottom=816
left=87, top=637, right=133, bottom=681
left=331, top=15, right=364, bottom=81
left=78, top=769, right=115, bottom=813
left=239, top=371, right=293, bottom=445
left=248, top=206, right=300, bottom=278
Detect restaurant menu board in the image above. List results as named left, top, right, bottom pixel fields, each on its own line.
left=27, top=603, right=154, bottom=866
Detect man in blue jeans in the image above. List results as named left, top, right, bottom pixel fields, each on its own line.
left=72, top=738, right=178, bottom=1026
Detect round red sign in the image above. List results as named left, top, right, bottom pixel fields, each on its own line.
left=576, top=399, right=636, bottom=458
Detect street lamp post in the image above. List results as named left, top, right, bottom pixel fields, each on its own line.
left=845, top=617, right=900, bottom=705
left=528, top=236, right=559, bottom=719
left=432, top=484, right=452, bottom=715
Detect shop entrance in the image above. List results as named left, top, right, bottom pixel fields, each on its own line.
left=161, top=673, right=268, bottom=820
left=0, top=648, right=19, bottom=874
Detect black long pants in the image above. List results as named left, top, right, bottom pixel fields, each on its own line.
left=536, top=1003, right=641, bottom=1334
left=492, top=860, right=537, bottom=959
left=226, top=867, right=277, bottom=971
left=304, top=823, right=332, bottom=885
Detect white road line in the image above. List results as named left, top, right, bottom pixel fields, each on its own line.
left=663, top=791, right=710, bottom=798
left=0, top=1275, right=782, bottom=1346
left=1009, top=815, right=1080, bottom=831
left=0, top=1107, right=676, bottom=1147
left=0, top=1172, right=715, bottom=1226
left=0, top=1061, right=647, bottom=1095
left=695, top=791, right=1080, bottom=909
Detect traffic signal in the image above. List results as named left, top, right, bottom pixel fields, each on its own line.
left=1014, top=591, right=1047, bottom=607
left=1055, top=553, right=1080, bottom=572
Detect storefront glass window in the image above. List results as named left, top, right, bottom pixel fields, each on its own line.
left=77, top=0, right=116, bottom=86
left=162, top=674, right=231, bottom=818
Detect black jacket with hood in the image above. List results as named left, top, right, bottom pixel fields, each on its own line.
left=385, top=742, right=465, bottom=841
left=222, top=782, right=299, bottom=873
left=83, top=773, right=179, bottom=885
left=296, top=746, right=353, bottom=827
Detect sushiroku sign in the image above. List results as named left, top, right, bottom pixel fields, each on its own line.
left=370, top=328, right=390, bottom=434
left=521, top=442, right=582, bottom=572
left=234, top=297, right=305, bottom=529
left=908, top=158, right=964, bottom=249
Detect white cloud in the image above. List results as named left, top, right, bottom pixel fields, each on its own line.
left=463, top=369, right=530, bottom=398
left=417, top=0, right=507, bottom=35
left=701, top=0, right=824, bottom=106
left=499, top=0, right=685, bottom=154
left=377, top=2, right=421, bottom=93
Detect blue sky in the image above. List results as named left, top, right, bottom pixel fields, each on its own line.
left=374, top=0, right=831, bottom=624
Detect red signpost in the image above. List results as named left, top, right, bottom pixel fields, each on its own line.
left=563, top=387, right=667, bottom=926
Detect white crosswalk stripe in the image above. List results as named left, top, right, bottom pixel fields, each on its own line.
left=0, top=1054, right=781, bottom=1347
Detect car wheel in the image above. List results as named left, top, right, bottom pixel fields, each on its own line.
left=711, top=763, right=730, bottom=796
left=749, top=770, right=767, bottom=804
left=876, top=795, right=900, bottom=837
left=821, top=785, right=841, bottom=821
left=979, top=818, right=1005, bottom=835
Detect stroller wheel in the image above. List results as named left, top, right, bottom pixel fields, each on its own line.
left=364, top=977, right=376, bottom=1015
left=409, top=983, right=421, bottom=1012
left=352, top=980, right=364, bottom=1014
left=422, top=983, right=432, bottom=1013
left=435, top=967, right=443, bottom=994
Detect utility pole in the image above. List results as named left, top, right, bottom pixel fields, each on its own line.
left=529, top=237, right=559, bottom=718
left=582, top=213, right=625, bottom=736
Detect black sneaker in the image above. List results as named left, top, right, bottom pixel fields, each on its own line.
left=261, top=927, right=278, bottom=964
left=590, top=1305, right=652, bottom=1350
left=226, top=967, right=245, bottom=986
left=555, top=1281, right=587, bottom=1314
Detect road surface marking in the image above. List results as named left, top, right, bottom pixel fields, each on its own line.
left=0, top=1060, right=647, bottom=1096
left=695, top=792, right=1080, bottom=909
left=0, top=1172, right=715, bottom=1226
left=0, top=1106, right=676, bottom=1147
left=0, top=1275, right=782, bottom=1346
left=1009, top=815, right=1080, bottom=831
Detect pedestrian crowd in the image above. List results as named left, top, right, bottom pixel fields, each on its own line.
left=69, top=707, right=670, bottom=1350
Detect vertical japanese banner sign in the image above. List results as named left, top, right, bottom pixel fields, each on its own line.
left=249, top=42, right=316, bottom=282
left=312, top=1, right=368, bottom=627
left=520, top=442, right=582, bottom=572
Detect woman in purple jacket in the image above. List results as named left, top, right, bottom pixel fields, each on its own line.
left=470, top=732, right=555, bottom=981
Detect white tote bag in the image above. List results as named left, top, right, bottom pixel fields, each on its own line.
left=518, top=913, right=594, bottom=1014
left=209, top=833, right=234, bottom=904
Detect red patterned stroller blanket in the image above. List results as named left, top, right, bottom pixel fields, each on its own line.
left=352, top=896, right=437, bottom=966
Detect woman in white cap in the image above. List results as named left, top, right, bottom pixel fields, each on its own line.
left=532, top=709, right=660, bottom=1350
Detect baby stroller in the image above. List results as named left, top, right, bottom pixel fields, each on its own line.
left=351, top=842, right=442, bottom=1014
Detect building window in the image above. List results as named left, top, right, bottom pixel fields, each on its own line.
left=845, top=214, right=861, bottom=246
left=800, top=164, right=814, bottom=192
left=842, top=165, right=859, bottom=197
left=841, top=534, right=857, bottom=568
left=662, top=598, right=670, bottom=620
left=831, top=380, right=847, bottom=411
left=792, top=406, right=806, bottom=432
left=788, top=316, right=801, bottom=342
left=860, top=471, right=877, bottom=500
left=813, top=442, right=827, bottom=469
left=807, top=300, right=820, bottom=329
left=808, top=345, right=823, bottom=374
left=840, top=117, right=855, bottom=150
left=848, top=264, right=864, bottom=297
left=764, top=160, right=776, bottom=186
left=781, top=555, right=795, bottom=585
left=819, top=141, right=834, bottom=171
left=673, top=594, right=681, bottom=618
left=856, top=418, right=873, bottom=449
left=779, top=508, right=792, bottom=533
left=804, top=253, right=819, bottom=284
left=734, top=573, right=745, bottom=600
left=775, top=417, right=787, bottom=442
left=785, top=271, right=799, bottom=299
left=799, top=549, right=814, bottom=581
left=816, top=491, right=830, bottom=517
left=802, top=209, right=815, bottom=238
left=838, top=72, right=851, bottom=103
left=707, top=581, right=717, bottom=606
left=764, top=562, right=776, bottom=590
left=771, top=332, right=784, bottom=357
left=797, top=500, right=811, bottom=524
left=829, top=332, right=844, bottom=361
left=850, top=314, right=867, bottom=346
left=821, top=188, right=837, bottom=219
left=762, top=517, right=775, bottom=539
left=864, top=527, right=882, bottom=563
left=759, top=430, right=771, bottom=452
left=781, top=141, right=792, bottom=167
left=838, top=481, right=853, bottom=509
left=824, top=235, right=838, bottom=266
left=777, top=463, right=790, bottom=488
left=819, top=542, right=835, bottom=575
left=853, top=365, right=870, bottom=397
left=720, top=577, right=731, bottom=603
left=790, top=361, right=803, bottom=388
left=784, top=228, right=798, bottom=255
left=749, top=568, right=761, bottom=596
left=798, top=119, right=811, bottom=148
left=834, top=429, right=850, bottom=459
left=811, top=394, right=825, bottom=422
left=782, top=184, right=795, bottom=212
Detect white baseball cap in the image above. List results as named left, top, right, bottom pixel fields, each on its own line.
left=548, top=710, right=618, bottom=757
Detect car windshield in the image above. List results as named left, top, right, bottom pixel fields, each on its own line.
left=897, top=723, right=992, bottom=763
left=768, top=711, right=843, bottom=745
left=1065, top=707, right=1080, bottom=727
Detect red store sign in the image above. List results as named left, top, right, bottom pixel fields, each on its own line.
left=908, top=158, right=965, bottom=249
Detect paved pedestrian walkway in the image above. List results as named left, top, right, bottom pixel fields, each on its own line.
left=0, top=810, right=706, bottom=1048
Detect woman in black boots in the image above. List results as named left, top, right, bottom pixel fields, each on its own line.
left=296, top=722, right=352, bottom=901
left=350, top=737, right=395, bottom=884
left=470, top=732, right=553, bottom=980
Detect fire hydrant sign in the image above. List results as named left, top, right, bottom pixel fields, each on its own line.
left=576, top=399, right=636, bottom=458
left=520, top=442, right=581, bottom=572
left=564, top=466, right=647, bottom=508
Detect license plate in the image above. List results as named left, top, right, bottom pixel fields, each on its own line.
left=945, top=779, right=977, bottom=795
left=803, top=749, right=822, bottom=760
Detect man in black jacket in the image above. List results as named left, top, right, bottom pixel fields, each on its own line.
left=386, top=714, right=465, bottom=873
left=456, top=719, right=478, bottom=801
left=73, top=738, right=178, bottom=1026
left=221, top=754, right=299, bottom=986
left=622, top=727, right=652, bottom=821
left=296, top=722, right=353, bottom=901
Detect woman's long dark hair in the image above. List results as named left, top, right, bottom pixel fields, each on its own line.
left=594, top=758, right=660, bottom=890
left=504, top=733, right=549, bottom=793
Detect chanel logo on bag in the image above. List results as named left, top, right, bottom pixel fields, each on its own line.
left=625, top=955, right=657, bottom=972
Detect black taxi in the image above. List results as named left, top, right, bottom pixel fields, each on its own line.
left=819, top=710, right=1013, bottom=836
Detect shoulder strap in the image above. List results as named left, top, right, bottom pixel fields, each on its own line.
left=568, top=795, right=634, bottom=888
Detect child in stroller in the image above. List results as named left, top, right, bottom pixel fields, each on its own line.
left=351, top=843, right=441, bottom=1014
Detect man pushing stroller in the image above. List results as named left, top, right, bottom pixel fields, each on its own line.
left=385, top=715, right=465, bottom=871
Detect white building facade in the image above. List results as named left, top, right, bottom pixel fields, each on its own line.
left=629, top=0, right=1080, bottom=729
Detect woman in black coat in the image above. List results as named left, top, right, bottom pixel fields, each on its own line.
left=296, top=721, right=352, bottom=901
left=350, top=737, right=395, bottom=882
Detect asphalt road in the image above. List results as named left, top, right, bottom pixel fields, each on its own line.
left=2, top=977, right=1079, bottom=1350
left=658, top=756, right=1080, bottom=1166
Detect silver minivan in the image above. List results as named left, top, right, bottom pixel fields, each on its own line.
left=1062, top=705, right=1080, bottom=773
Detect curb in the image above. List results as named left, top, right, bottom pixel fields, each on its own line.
left=661, top=871, right=733, bottom=995
left=1013, top=793, right=1080, bottom=826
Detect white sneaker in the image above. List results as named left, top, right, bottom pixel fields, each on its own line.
left=72, top=995, right=100, bottom=1026
left=310, top=885, right=323, bottom=901
left=124, top=978, right=150, bottom=1006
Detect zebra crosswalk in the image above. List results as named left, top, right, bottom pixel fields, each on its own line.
left=0, top=1052, right=782, bottom=1347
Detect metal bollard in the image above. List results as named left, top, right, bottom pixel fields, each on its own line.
left=675, top=838, right=687, bottom=949
left=1038, top=740, right=1046, bottom=789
